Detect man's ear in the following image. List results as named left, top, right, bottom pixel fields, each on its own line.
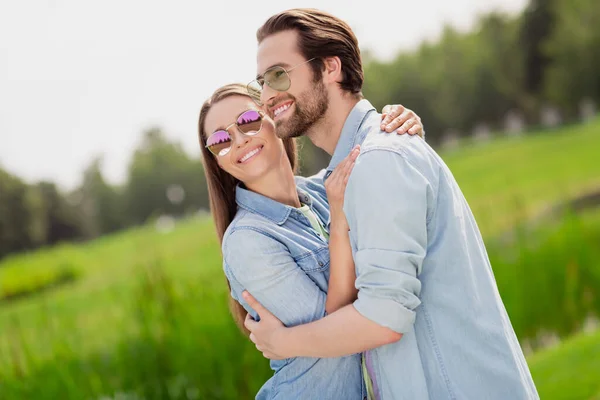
left=322, top=56, right=343, bottom=85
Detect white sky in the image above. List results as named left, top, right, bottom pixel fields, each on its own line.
left=0, top=0, right=527, bottom=189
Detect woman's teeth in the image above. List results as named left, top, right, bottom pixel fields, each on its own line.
left=239, top=146, right=263, bottom=163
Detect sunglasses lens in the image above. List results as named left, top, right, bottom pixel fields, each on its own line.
left=247, top=81, right=263, bottom=105
left=265, top=67, right=291, bottom=91
left=206, top=130, right=232, bottom=156
left=237, top=110, right=262, bottom=135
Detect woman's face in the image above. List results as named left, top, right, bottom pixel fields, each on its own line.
left=203, top=95, right=286, bottom=185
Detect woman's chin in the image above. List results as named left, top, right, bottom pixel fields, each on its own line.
left=239, top=161, right=275, bottom=186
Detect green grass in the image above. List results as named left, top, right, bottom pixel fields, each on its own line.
left=442, top=118, right=600, bottom=236
left=0, top=118, right=599, bottom=399
left=529, top=329, right=600, bottom=400
left=487, top=207, right=600, bottom=343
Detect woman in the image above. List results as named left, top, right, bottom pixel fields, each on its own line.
left=198, top=83, right=422, bottom=399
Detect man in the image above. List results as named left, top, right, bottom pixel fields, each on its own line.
left=243, top=8, right=539, bottom=400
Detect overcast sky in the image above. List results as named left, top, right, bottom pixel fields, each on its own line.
left=0, top=0, right=527, bottom=189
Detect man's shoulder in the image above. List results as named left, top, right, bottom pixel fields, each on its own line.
left=357, top=110, right=417, bottom=153
left=355, top=132, right=442, bottom=188
left=360, top=128, right=426, bottom=160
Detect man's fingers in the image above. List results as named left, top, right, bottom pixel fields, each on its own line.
left=249, top=332, right=257, bottom=344
left=245, top=314, right=258, bottom=332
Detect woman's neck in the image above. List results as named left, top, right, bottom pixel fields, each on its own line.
left=244, top=157, right=301, bottom=208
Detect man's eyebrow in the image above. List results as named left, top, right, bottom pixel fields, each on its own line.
left=256, top=62, right=292, bottom=79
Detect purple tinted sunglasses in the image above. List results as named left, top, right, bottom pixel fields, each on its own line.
left=205, top=109, right=264, bottom=156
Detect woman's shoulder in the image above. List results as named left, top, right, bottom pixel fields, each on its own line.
left=222, top=210, right=282, bottom=253
left=222, top=214, right=291, bottom=280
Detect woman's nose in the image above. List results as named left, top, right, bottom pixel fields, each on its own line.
left=232, top=129, right=251, bottom=148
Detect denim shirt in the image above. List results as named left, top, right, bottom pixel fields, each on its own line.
left=325, top=100, right=539, bottom=399
left=222, top=172, right=366, bottom=400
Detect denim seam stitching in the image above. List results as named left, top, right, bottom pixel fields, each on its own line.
left=236, top=202, right=289, bottom=225
left=422, top=303, right=456, bottom=399
left=228, top=226, right=280, bottom=243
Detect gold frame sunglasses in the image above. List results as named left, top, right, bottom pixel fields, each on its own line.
left=247, top=58, right=316, bottom=103
left=205, top=109, right=265, bottom=157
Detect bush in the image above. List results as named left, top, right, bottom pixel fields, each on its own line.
left=0, top=263, right=80, bottom=303
left=488, top=208, right=600, bottom=346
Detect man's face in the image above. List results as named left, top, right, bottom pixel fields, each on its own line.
left=257, top=30, right=328, bottom=139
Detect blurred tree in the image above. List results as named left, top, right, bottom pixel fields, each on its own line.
left=520, top=0, right=555, bottom=96
left=296, top=137, right=330, bottom=176
left=363, top=16, right=524, bottom=144
left=124, top=127, right=208, bottom=226
left=0, top=168, right=43, bottom=259
left=543, top=0, right=600, bottom=115
left=76, top=157, right=125, bottom=237
left=35, top=181, right=84, bottom=245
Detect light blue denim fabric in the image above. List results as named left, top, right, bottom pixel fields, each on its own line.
left=222, top=172, right=366, bottom=400
left=324, top=99, right=539, bottom=400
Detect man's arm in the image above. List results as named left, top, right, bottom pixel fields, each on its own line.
left=244, top=144, right=434, bottom=359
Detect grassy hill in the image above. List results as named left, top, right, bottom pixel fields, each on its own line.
left=1, top=117, right=599, bottom=399
left=529, top=328, right=600, bottom=400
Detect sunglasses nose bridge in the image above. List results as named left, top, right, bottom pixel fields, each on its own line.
left=229, top=126, right=251, bottom=148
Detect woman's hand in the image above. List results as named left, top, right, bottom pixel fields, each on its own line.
left=380, top=104, right=425, bottom=138
left=324, top=145, right=360, bottom=232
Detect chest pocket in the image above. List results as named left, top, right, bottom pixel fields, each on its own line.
left=294, top=246, right=331, bottom=273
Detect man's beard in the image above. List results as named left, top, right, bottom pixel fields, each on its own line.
left=275, top=79, right=329, bottom=139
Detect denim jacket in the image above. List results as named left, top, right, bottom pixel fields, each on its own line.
left=222, top=171, right=366, bottom=400
left=324, top=99, right=539, bottom=400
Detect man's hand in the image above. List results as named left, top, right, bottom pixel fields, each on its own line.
left=243, top=291, right=289, bottom=360
left=380, top=104, right=425, bottom=138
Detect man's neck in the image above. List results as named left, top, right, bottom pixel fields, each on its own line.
left=307, top=93, right=361, bottom=156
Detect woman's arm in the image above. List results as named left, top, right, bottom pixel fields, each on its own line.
left=324, top=147, right=360, bottom=314
left=224, top=228, right=328, bottom=332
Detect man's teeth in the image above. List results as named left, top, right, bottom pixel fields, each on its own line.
left=239, top=147, right=262, bottom=163
left=274, top=103, right=291, bottom=117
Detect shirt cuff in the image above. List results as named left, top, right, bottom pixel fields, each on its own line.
left=353, top=293, right=416, bottom=334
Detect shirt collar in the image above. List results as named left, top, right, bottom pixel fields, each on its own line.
left=235, top=184, right=312, bottom=225
left=325, top=99, right=376, bottom=178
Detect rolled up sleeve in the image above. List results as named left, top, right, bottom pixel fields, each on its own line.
left=223, top=228, right=327, bottom=327
left=345, top=149, right=431, bottom=333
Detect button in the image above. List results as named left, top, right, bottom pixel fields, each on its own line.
left=318, top=261, right=324, bottom=266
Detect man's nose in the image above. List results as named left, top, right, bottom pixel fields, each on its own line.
left=261, top=84, right=277, bottom=106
